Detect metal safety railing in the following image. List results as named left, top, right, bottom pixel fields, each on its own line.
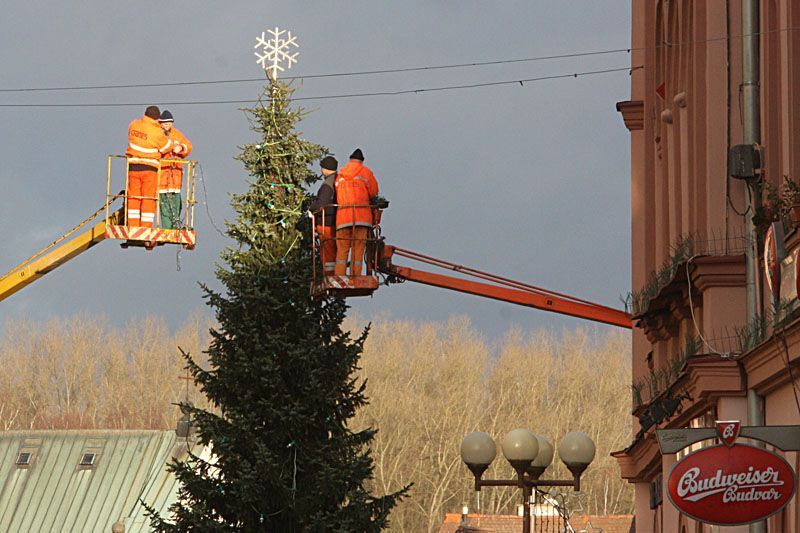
left=308, top=203, right=386, bottom=283
left=105, top=155, right=197, bottom=230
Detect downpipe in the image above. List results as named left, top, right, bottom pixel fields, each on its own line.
left=741, top=0, right=766, bottom=531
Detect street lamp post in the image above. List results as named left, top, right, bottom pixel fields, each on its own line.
left=460, top=429, right=595, bottom=533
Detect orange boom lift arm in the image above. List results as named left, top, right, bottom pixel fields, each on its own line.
left=377, top=245, right=632, bottom=329
left=309, top=205, right=631, bottom=329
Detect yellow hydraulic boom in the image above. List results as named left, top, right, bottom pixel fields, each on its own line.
left=1, top=156, right=200, bottom=303
left=0, top=200, right=124, bottom=303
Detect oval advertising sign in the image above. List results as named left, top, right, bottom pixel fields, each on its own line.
left=668, top=444, right=796, bottom=526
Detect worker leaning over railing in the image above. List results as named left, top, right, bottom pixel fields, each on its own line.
left=310, top=156, right=339, bottom=276
left=157, top=110, right=193, bottom=230
left=125, top=105, right=174, bottom=228
left=334, top=148, right=379, bottom=276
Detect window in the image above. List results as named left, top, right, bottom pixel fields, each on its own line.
left=650, top=473, right=663, bottom=509
left=15, top=452, right=31, bottom=466
left=79, top=453, right=96, bottom=466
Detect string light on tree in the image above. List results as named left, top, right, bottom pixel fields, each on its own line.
left=254, top=27, right=299, bottom=79
left=149, top=33, right=406, bottom=530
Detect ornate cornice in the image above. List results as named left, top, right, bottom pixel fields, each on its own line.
left=741, top=315, right=800, bottom=395
left=616, top=100, right=644, bottom=131
left=683, top=356, right=746, bottom=402
left=613, top=357, right=745, bottom=482
left=634, top=255, right=745, bottom=341
left=611, top=433, right=661, bottom=483
left=690, top=255, right=746, bottom=291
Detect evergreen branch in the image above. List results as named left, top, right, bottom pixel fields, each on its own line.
left=282, top=233, right=303, bottom=259
left=153, top=77, right=403, bottom=531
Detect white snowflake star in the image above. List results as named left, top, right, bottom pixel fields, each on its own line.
left=569, top=491, right=587, bottom=515
left=578, top=520, right=603, bottom=533
left=254, top=27, right=299, bottom=80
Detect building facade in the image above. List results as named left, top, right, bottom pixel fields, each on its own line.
left=614, top=1, right=800, bottom=531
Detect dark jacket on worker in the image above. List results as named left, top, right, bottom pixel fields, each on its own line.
left=310, top=173, right=337, bottom=227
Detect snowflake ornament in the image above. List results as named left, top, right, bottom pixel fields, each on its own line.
left=254, top=27, right=299, bottom=79
left=569, top=490, right=587, bottom=515
left=578, top=520, right=603, bottom=533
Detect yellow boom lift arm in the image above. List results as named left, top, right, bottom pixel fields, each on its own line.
left=0, top=156, right=199, bottom=303
left=0, top=199, right=123, bottom=303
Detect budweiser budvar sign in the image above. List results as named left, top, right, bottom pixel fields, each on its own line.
left=668, top=442, right=796, bottom=525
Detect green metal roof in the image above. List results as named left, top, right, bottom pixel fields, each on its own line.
left=0, top=429, right=203, bottom=532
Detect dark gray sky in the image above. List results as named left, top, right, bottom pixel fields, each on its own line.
left=0, top=1, right=632, bottom=339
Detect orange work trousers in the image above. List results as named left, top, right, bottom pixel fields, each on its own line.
left=335, top=226, right=368, bottom=276
left=317, top=225, right=336, bottom=276
left=127, top=169, right=158, bottom=227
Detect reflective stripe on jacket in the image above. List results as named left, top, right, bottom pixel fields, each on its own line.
left=125, top=115, right=173, bottom=170
left=159, top=126, right=192, bottom=193
left=335, top=161, right=379, bottom=229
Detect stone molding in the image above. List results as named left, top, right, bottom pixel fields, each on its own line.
left=635, top=255, right=745, bottom=342
left=690, top=254, right=747, bottom=291
left=741, top=315, right=800, bottom=396
left=614, top=356, right=745, bottom=482
left=616, top=100, right=644, bottom=131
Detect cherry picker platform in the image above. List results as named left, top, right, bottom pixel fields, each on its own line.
left=106, top=155, right=198, bottom=249
left=309, top=204, right=632, bottom=329
left=0, top=156, right=199, bottom=302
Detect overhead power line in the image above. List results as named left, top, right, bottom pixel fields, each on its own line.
left=0, top=24, right=796, bottom=94
left=292, top=66, right=642, bottom=102
left=0, top=66, right=641, bottom=108
left=0, top=49, right=631, bottom=93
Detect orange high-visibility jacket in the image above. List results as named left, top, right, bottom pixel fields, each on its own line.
left=335, top=161, right=379, bottom=229
left=126, top=115, right=173, bottom=170
left=159, top=126, right=193, bottom=193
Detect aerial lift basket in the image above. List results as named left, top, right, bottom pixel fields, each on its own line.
left=105, top=155, right=198, bottom=249
left=309, top=204, right=385, bottom=299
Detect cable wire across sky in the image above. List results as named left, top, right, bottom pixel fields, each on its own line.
left=0, top=48, right=633, bottom=93
left=0, top=66, right=642, bottom=108
left=0, top=24, right=796, bottom=95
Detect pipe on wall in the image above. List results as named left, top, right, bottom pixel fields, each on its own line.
left=742, top=1, right=766, bottom=531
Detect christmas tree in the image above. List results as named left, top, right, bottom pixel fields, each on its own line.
left=150, top=81, right=407, bottom=531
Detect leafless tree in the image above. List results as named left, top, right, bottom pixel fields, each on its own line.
left=0, top=312, right=632, bottom=532
left=351, top=317, right=633, bottom=532
left=0, top=312, right=212, bottom=430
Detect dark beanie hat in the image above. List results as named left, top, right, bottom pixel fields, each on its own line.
left=349, top=148, right=364, bottom=161
left=320, top=156, right=338, bottom=171
left=144, top=105, right=161, bottom=119
left=158, top=110, right=174, bottom=123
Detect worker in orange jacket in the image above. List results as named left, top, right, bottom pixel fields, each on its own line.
left=309, top=156, right=338, bottom=276
left=334, top=148, right=379, bottom=276
left=125, top=106, right=174, bottom=228
left=157, top=110, right=193, bottom=229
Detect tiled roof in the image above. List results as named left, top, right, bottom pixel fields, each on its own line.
left=439, top=513, right=523, bottom=533
left=439, top=512, right=634, bottom=533
left=0, top=429, right=205, bottom=533
left=570, top=514, right=634, bottom=532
